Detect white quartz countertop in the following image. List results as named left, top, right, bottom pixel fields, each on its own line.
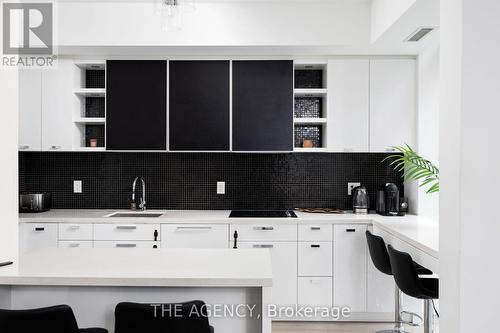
left=0, top=248, right=272, bottom=287
left=19, top=209, right=439, bottom=259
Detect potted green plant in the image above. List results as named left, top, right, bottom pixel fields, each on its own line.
left=383, top=144, right=439, bottom=193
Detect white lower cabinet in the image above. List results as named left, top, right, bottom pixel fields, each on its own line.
left=333, top=224, right=368, bottom=312
left=238, top=241, right=298, bottom=306
left=161, top=224, right=228, bottom=248
left=93, top=224, right=160, bottom=241
left=298, top=241, right=332, bottom=277
left=20, top=223, right=58, bottom=253
left=58, top=223, right=93, bottom=240
left=58, top=240, right=93, bottom=248
left=93, top=241, right=160, bottom=249
left=298, top=277, right=333, bottom=306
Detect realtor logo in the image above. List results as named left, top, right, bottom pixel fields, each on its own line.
left=2, top=3, right=53, bottom=55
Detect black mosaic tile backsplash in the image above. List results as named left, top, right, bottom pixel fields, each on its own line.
left=19, top=152, right=403, bottom=210
left=295, top=70, right=323, bottom=88
left=294, top=125, right=323, bottom=148
left=85, top=97, right=105, bottom=118
left=85, top=125, right=105, bottom=148
left=294, top=97, right=323, bottom=118
left=85, top=70, right=105, bottom=89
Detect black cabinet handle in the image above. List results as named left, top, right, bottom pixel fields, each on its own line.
left=154, top=229, right=158, bottom=241
left=34, top=227, right=45, bottom=231
left=153, top=245, right=158, bottom=249
left=311, top=244, right=321, bottom=248
left=346, top=228, right=356, bottom=232
left=233, top=230, right=238, bottom=249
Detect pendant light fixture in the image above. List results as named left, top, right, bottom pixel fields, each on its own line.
left=155, top=0, right=196, bottom=31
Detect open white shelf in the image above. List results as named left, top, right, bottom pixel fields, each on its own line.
left=294, top=88, right=328, bottom=97
left=293, top=147, right=329, bottom=152
left=74, top=88, right=106, bottom=97
left=75, top=61, right=106, bottom=70
left=294, top=117, right=327, bottom=124
left=74, top=117, right=106, bottom=124
left=74, top=147, right=106, bottom=152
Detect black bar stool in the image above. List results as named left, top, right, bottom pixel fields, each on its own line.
left=387, top=245, right=439, bottom=333
left=0, top=304, right=108, bottom=333
left=366, top=230, right=432, bottom=333
left=115, top=300, right=214, bottom=333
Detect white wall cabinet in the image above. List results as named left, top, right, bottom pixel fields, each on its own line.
left=333, top=224, right=368, bottom=313
left=161, top=224, right=228, bottom=248
left=19, top=70, right=42, bottom=151
left=41, top=59, right=75, bottom=151
left=369, top=59, right=416, bottom=152
left=327, top=59, right=370, bottom=152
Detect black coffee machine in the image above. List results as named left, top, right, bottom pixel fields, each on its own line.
left=376, top=183, right=407, bottom=216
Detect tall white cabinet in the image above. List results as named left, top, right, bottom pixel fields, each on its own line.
left=328, top=59, right=370, bottom=152
left=333, top=224, right=368, bottom=313
left=41, top=59, right=75, bottom=151
left=369, top=59, right=416, bottom=152
left=19, top=70, right=42, bottom=151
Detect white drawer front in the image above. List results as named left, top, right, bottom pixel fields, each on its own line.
left=20, top=223, right=58, bottom=253
left=298, top=277, right=333, bottom=306
left=238, top=241, right=297, bottom=306
left=298, top=241, right=332, bottom=277
left=161, top=224, right=228, bottom=248
left=58, top=224, right=93, bottom=240
left=93, top=241, right=160, bottom=249
left=58, top=240, right=93, bottom=248
left=93, top=224, right=160, bottom=241
left=230, top=224, right=297, bottom=241
left=298, top=224, right=333, bottom=241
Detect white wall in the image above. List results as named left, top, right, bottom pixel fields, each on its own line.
left=370, top=0, right=416, bottom=42
left=416, top=37, right=439, bottom=219
left=0, top=69, right=19, bottom=263
left=440, top=0, right=500, bottom=332
left=56, top=1, right=370, bottom=47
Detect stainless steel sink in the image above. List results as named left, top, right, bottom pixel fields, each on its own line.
left=106, top=212, right=164, bottom=218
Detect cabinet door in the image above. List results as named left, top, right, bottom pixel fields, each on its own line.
left=232, top=60, right=293, bottom=151
left=20, top=223, right=58, bottom=253
left=106, top=60, right=167, bottom=150
left=161, top=224, right=229, bottom=248
left=328, top=59, right=369, bottom=152
left=238, top=241, right=297, bottom=305
left=19, top=69, right=42, bottom=151
left=41, top=59, right=74, bottom=151
left=333, top=224, right=368, bottom=312
left=298, top=277, right=333, bottom=306
left=169, top=61, right=230, bottom=151
left=369, top=59, right=416, bottom=152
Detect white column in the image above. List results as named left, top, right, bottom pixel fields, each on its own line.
left=0, top=67, right=19, bottom=263
left=440, top=0, right=500, bottom=332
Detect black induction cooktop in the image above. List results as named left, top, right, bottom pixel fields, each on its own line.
left=229, top=210, right=297, bottom=218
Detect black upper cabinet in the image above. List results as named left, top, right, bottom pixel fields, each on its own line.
left=169, top=61, right=230, bottom=151
left=232, top=60, right=294, bottom=151
left=106, top=60, right=167, bottom=150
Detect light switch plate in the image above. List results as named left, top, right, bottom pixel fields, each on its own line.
left=74, top=180, right=82, bottom=193
left=217, top=181, right=225, bottom=195
left=348, top=182, right=361, bottom=195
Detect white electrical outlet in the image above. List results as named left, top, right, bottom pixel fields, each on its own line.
left=348, top=182, right=361, bottom=195
left=73, top=180, right=82, bottom=193
left=217, top=181, right=225, bottom=195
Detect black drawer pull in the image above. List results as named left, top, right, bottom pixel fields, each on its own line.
left=310, top=227, right=321, bottom=230
left=311, top=244, right=321, bottom=248
left=346, top=228, right=356, bottom=232
left=34, top=227, right=45, bottom=231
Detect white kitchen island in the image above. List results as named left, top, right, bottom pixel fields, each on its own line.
left=0, top=248, right=272, bottom=333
